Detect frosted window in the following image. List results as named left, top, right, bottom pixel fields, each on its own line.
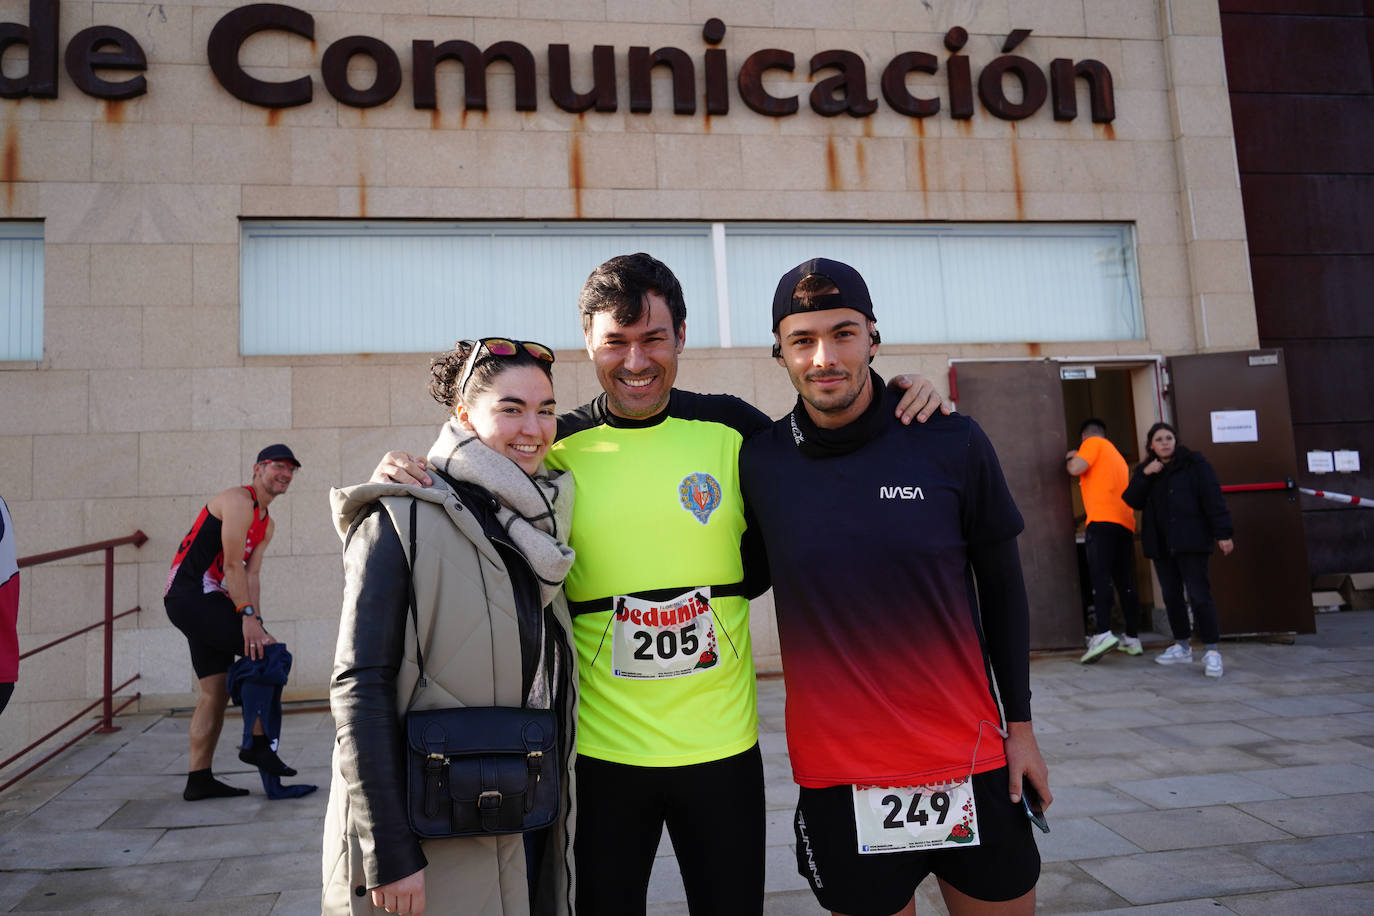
left=241, top=221, right=716, bottom=355
left=0, top=222, right=43, bottom=362
left=241, top=221, right=1140, bottom=354
left=723, top=223, right=1141, bottom=347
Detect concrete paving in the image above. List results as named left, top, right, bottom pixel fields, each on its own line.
left=2, top=611, right=1374, bottom=914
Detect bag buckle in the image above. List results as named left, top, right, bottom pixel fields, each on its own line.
left=527, top=750, right=543, bottom=782
left=478, top=790, right=503, bottom=810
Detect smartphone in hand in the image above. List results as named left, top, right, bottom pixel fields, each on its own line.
left=1022, top=790, right=1049, bottom=834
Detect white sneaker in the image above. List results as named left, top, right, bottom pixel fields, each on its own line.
left=1203, top=650, right=1223, bottom=678
left=1155, top=643, right=1193, bottom=665
left=1117, top=636, right=1143, bottom=656
left=1080, top=631, right=1119, bottom=663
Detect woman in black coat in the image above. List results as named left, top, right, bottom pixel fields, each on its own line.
left=1122, top=422, right=1235, bottom=677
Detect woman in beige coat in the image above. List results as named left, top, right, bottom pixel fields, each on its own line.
left=324, top=339, right=577, bottom=915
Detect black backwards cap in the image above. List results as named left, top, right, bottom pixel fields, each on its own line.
left=255, top=443, right=301, bottom=467
left=771, top=257, right=876, bottom=331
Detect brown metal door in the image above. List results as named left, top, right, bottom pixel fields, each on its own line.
left=954, top=361, right=1083, bottom=650
left=1168, top=350, right=1314, bottom=635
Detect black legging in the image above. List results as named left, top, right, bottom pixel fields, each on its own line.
left=1153, top=552, right=1219, bottom=645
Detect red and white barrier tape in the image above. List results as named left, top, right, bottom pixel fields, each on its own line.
left=1300, top=487, right=1371, bottom=507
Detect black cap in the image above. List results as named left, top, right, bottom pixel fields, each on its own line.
left=772, top=257, right=876, bottom=331
left=255, top=444, right=301, bottom=468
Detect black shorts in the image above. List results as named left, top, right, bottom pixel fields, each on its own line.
left=574, top=744, right=765, bottom=916
left=165, top=591, right=242, bottom=678
left=794, top=766, right=1040, bottom=916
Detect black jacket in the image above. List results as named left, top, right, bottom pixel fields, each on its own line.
left=1122, top=446, right=1233, bottom=558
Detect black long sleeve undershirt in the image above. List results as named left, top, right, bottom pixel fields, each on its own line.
left=969, top=536, right=1033, bottom=723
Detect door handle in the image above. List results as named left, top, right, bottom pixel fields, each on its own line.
left=1220, top=478, right=1296, bottom=501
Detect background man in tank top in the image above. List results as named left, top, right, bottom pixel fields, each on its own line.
left=164, top=444, right=299, bottom=800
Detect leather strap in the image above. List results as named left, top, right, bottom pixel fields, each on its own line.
left=421, top=718, right=447, bottom=819
left=423, top=756, right=444, bottom=819
left=524, top=751, right=543, bottom=813
left=477, top=758, right=511, bottom=831
left=405, top=498, right=427, bottom=686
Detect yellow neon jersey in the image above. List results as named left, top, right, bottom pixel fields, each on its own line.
left=547, top=389, right=770, bottom=767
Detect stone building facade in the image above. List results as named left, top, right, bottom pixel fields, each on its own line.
left=0, top=0, right=1256, bottom=751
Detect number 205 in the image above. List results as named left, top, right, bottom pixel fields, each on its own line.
left=632, top=622, right=699, bottom=660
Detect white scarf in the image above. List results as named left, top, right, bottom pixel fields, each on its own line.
left=426, top=419, right=575, bottom=607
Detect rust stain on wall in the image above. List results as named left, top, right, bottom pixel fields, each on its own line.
left=826, top=136, right=840, bottom=191
left=267, top=108, right=282, bottom=127
left=1026, top=342, right=1042, bottom=357
left=430, top=109, right=441, bottom=130
left=1010, top=131, right=1025, bottom=221
left=916, top=140, right=929, bottom=213
left=3, top=119, right=18, bottom=213
left=103, top=100, right=125, bottom=123
left=862, top=119, right=873, bottom=138
left=704, top=114, right=712, bottom=134
left=569, top=131, right=584, bottom=219
left=855, top=139, right=867, bottom=185
left=1096, top=122, right=1116, bottom=141
left=358, top=173, right=368, bottom=217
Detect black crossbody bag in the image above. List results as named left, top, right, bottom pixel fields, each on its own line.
left=400, top=498, right=560, bottom=839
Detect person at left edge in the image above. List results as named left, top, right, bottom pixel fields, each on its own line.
left=164, top=444, right=301, bottom=800
left=0, top=494, right=19, bottom=716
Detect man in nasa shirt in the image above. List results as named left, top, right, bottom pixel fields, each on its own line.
left=740, top=258, right=1051, bottom=916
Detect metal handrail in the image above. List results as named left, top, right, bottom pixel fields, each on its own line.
left=2, top=530, right=148, bottom=792
left=18, top=531, right=149, bottom=566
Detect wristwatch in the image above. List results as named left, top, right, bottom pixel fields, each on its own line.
left=237, top=604, right=257, bottom=618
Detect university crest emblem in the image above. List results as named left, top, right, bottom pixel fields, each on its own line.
left=678, top=473, right=722, bottom=525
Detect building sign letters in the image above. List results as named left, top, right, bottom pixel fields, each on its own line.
left=2, top=1, right=1115, bottom=124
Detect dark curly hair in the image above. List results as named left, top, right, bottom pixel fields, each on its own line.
left=578, top=252, right=686, bottom=336
left=428, top=339, right=554, bottom=409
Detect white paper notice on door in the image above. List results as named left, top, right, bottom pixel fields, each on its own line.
left=1210, top=410, right=1259, bottom=443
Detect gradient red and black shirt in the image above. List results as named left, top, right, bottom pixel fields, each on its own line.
left=741, top=380, right=1027, bottom=788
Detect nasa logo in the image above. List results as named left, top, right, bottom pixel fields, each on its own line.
left=879, top=485, right=925, bottom=500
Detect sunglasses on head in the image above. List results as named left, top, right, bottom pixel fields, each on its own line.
left=458, top=337, right=556, bottom=396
